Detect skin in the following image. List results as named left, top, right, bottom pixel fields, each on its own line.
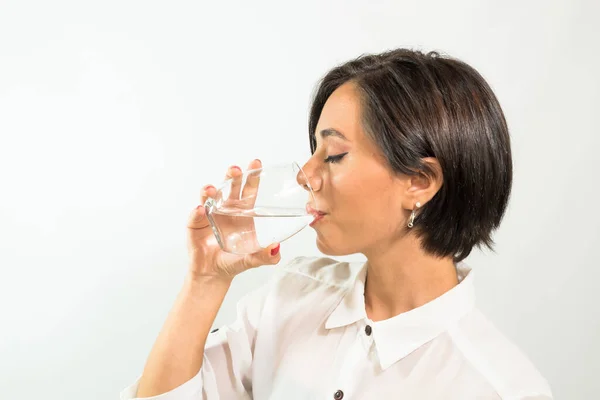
left=301, top=81, right=458, bottom=321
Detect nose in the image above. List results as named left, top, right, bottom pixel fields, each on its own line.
left=296, top=159, right=322, bottom=193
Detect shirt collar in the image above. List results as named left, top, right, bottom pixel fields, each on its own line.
left=324, top=261, right=476, bottom=370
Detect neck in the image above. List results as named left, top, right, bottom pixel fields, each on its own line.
left=362, top=233, right=459, bottom=322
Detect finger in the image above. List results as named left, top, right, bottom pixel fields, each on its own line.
left=188, top=185, right=216, bottom=229
left=244, top=242, right=281, bottom=269
left=226, top=165, right=243, bottom=202
left=200, top=185, right=216, bottom=206
left=241, top=159, right=262, bottom=203
left=188, top=203, right=210, bottom=229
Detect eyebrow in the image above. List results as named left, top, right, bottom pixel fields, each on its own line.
left=319, top=128, right=349, bottom=141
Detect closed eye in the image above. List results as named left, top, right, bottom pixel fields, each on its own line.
left=324, top=152, right=348, bottom=164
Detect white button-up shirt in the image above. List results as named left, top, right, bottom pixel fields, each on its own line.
left=122, top=257, right=553, bottom=399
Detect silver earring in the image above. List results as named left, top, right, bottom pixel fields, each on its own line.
left=407, top=202, right=421, bottom=228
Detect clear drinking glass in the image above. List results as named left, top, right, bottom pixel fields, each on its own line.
left=204, top=162, right=317, bottom=255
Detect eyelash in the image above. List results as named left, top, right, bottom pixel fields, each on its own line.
left=324, top=152, right=348, bottom=164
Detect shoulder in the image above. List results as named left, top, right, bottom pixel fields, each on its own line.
left=448, top=309, right=553, bottom=399
left=235, top=256, right=359, bottom=314
left=244, top=256, right=363, bottom=329
left=278, top=256, right=364, bottom=289
left=259, top=256, right=364, bottom=310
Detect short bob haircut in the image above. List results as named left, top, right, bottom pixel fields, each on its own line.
left=308, top=48, right=512, bottom=262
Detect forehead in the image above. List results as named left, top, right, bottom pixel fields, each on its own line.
left=316, top=82, right=362, bottom=143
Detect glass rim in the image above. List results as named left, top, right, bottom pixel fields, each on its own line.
left=211, top=161, right=317, bottom=209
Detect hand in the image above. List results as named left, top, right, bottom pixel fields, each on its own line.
left=186, top=159, right=281, bottom=282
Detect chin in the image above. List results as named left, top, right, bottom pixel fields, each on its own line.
left=315, top=234, right=357, bottom=257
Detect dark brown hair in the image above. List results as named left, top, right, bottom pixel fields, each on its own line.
left=308, top=48, right=512, bottom=262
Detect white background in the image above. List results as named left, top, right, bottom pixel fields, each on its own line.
left=1, top=0, right=598, bottom=399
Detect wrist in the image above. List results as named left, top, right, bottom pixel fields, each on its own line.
left=184, top=272, right=233, bottom=290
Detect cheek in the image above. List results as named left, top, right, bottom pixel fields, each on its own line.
left=318, top=168, right=405, bottom=254
left=330, top=169, right=401, bottom=223
left=329, top=169, right=369, bottom=213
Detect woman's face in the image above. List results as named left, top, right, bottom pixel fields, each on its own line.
left=302, top=82, right=411, bottom=256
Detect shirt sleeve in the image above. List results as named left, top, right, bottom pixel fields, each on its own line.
left=120, top=276, right=273, bottom=400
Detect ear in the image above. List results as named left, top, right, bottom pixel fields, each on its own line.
left=401, top=157, right=443, bottom=209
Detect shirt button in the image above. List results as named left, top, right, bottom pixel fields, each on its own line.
left=365, top=325, right=372, bottom=336
left=333, top=390, right=344, bottom=399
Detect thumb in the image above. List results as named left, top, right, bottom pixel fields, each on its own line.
left=187, top=204, right=210, bottom=230
left=244, top=243, right=281, bottom=268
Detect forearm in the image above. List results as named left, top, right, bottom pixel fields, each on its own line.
left=136, top=273, right=232, bottom=398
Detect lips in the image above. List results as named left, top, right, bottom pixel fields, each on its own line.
left=309, top=214, right=325, bottom=226
left=306, top=204, right=327, bottom=226
left=306, top=204, right=326, bottom=217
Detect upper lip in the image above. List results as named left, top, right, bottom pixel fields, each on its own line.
left=306, top=204, right=327, bottom=217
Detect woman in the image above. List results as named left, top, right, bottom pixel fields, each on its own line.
left=123, top=48, right=552, bottom=399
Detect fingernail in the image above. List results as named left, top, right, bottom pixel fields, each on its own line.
left=204, top=185, right=215, bottom=191
left=231, top=166, right=241, bottom=171
left=196, top=205, right=203, bottom=210
left=270, top=244, right=280, bottom=256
